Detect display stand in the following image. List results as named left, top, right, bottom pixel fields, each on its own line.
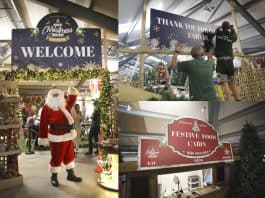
left=97, top=144, right=119, bottom=191
left=0, top=81, right=23, bottom=191
left=120, top=161, right=228, bottom=198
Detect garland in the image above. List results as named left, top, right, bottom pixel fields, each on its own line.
left=1, top=68, right=113, bottom=140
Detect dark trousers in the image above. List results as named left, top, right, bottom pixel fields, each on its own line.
left=88, top=125, right=99, bottom=153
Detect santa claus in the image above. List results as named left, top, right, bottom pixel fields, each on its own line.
left=38, top=86, right=82, bottom=187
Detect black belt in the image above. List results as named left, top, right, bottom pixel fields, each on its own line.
left=50, top=124, right=73, bottom=132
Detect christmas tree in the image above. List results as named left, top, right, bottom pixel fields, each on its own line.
left=238, top=123, right=265, bottom=198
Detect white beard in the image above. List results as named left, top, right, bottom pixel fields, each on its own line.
left=45, top=89, right=74, bottom=125
left=46, top=89, right=65, bottom=110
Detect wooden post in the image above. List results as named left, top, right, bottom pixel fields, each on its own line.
left=103, top=30, right=108, bottom=69
left=230, top=0, right=243, bottom=54
left=149, top=173, right=158, bottom=198
left=212, top=166, right=217, bottom=185
left=139, top=0, right=148, bottom=88
left=126, top=174, right=131, bottom=198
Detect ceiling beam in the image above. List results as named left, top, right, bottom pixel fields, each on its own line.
left=122, top=0, right=184, bottom=44
left=185, top=0, right=210, bottom=17
left=244, top=47, right=265, bottom=55
left=89, top=0, right=96, bottom=9
left=2, top=0, right=22, bottom=28
left=239, top=16, right=265, bottom=32
left=240, top=35, right=262, bottom=44
left=207, top=0, right=223, bottom=22
left=208, top=101, right=220, bottom=130
left=210, top=0, right=263, bottom=24
left=12, top=0, right=32, bottom=28
left=33, top=0, right=117, bottom=34
left=119, top=54, right=138, bottom=66
left=121, top=0, right=147, bottom=43
left=233, top=0, right=265, bottom=39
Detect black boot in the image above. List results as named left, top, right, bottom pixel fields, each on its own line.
left=51, top=173, right=59, bottom=187
left=66, top=169, right=82, bottom=182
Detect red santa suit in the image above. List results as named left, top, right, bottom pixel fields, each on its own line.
left=38, top=87, right=78, bottom=173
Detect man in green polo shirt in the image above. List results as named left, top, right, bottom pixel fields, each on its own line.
left=171, top=44, right=217, bottom=101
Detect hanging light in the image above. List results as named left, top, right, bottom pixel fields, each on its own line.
left=107, top=59, right=118, bottom=73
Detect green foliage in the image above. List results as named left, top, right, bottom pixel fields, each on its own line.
left=238, top=123, right=265, bottom=198
left=1, top=68, right=113, bottom=140
left=160, top=89, right=177, bottom=101
left=147, top=96, right=160, bottom=101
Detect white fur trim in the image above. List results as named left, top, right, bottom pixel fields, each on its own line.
left=59, top=106, right=74, bottom=125
left=71, top=129, right=77, bottom=138
left=49, top=165, right=61, bottom=173
left=65, top=161, right=75, bottom=169
left=38, top=138, right=49, bottom=146
left=48, top=133, right=74, bottom=142
left=68, top=87, right=79, bottom=95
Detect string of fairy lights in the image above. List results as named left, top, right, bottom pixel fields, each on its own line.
left=1, top=68, right=114, bottom=140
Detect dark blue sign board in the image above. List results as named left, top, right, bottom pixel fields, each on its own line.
left=12, top=13, right=102, bottom=69
left=150, top=9, right=216, bottom=51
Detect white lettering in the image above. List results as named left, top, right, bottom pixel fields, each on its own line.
left=21, top=47, right=34, bottom=58
left=188, top=141, right=207, bottom=147
left=156, top=17, right=183, bottom=29
left=54, top=46, right=63, bottom=57
left=87, top=46, right=95, bottom=57
left=20, top=46, right=96, bottom=58
left=45, top=47, right=53, bottom=57
left=171, top=130, right=200, bottom=139
left=63, top=46, right=74, bottom=57
left=36, top=47, right=45, bottom=57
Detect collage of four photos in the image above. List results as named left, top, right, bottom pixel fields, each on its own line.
left=0, top=0, right=265, bottom=198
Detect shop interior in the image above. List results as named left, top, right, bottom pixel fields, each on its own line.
left=118, top=0, right=265, bottom=101
left=0, top=0, right=118, bottom=197
left=118, top=101, right=265, bottom=198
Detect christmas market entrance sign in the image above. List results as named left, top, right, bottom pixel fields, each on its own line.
left=12, top=13, right=101, bottom=69
left=139, top=117, right=233, bottom=170
left=150, top=9, right=215, bottom=50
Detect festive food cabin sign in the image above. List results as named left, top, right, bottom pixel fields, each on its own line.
left=150, top=9, right=215, bottom=50
left=139, top=118, right=233, bottom=170
left=12, top=13, right=101, bottom=69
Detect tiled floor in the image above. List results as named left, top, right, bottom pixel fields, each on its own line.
left=1, top=150, right=118, bottom=198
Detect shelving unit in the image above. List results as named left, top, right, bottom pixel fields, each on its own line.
left=0, top=85, right=23, bottom=191
left=188, top=175, right=201, bottom=191
left=0, top=125, right=21, bottom=130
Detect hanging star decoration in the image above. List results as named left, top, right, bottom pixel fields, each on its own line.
left=75, top=28, right=85, bottom=38
left=30, top=28, right=39, bottom=37
left=93, top=31, right=99, bottom=37
left=153, top=25, right=160, bottom=32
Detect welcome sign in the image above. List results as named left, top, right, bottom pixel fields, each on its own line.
left=139, top=117, right=233, bottom=170
left=150, top=9, right=215, bottom=50
left=12, top=13, right=102, bottom=69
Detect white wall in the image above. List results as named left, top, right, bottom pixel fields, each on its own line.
left=218, top=102, right=255, bottom=120
left=218, top=105, right=265, bottom=136
left=158, top=170, right=203, bottom=197
left=138, top=101, right=208, bottom=121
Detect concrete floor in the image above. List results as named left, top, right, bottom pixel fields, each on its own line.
left=1, top=150, right=118, bottom=198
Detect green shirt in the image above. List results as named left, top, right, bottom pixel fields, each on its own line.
left=178, top=58, right=217, bottom=101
